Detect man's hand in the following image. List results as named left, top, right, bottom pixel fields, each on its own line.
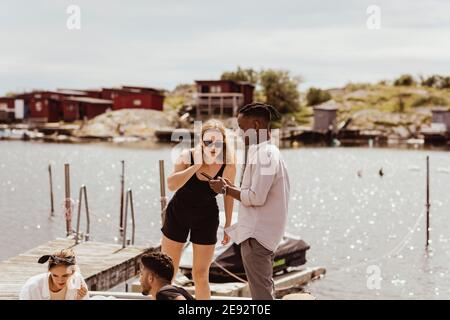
left=209, top=177, right=227, bottom=193
left=221, top=231, right=230, bottom=245
left=222, top=177, right=235, bottom=188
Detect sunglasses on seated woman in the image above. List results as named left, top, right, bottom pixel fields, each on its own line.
left=202, top=140, right=224, bottom=148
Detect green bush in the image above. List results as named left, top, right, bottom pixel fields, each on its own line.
left=220, top=67, right=301, bottom=114
left=394, top=74, right=416, bottom=86
left=420, top=75, right=450, bottom=89
left=259, top=69, right=302, bottom=113
left=411, top=95, right=448, bottom=107
left=306, top=87, right=331, bottom=106
left=220, top=66, right=259, bottom=85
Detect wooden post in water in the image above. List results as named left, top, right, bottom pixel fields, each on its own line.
left=159, top=160, right=167, bottom=226
left=64, top=163, right=72, bottom=236
left=426, top=156, right=431, bottom=248
left=75, top=185, right=91, bottom=244
left=119, top=160, right=125, bottom=236
left=48, top=164, right=54, bottom=217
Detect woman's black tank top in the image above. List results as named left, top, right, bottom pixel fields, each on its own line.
left=171, top=151, right=226, bottom=208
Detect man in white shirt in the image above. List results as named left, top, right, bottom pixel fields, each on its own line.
left=209, top=103, right=290, bottom=300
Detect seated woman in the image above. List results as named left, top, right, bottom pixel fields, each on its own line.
left=19, top=248, right=89, bottom=300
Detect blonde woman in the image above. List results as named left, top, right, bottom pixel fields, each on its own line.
left=19, top=249, right=89, bottom=300
left=162, top=119, right=236, bottom=300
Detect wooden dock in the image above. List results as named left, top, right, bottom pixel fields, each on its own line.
left=0, top=238, right=147, bottom=300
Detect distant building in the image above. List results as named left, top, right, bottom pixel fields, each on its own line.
left=61, top=97, right=113, bottom=122
left=14, top=92, right=34, bottom=119
left=313, top=100, right=339, bottom=133
left=113, top=86, right=164, bottom=111
left=431, top=107, right=450, bottom=132
left=101, top=87, right=164, bottom=111
left=2, top=85, right=166, bottom=123
left=0, top=97, right=16, bottom=123
left=121, top=85, right=164, bottom=94
left=28, top=91, right=86, bottom=122
left=193, top=80, right=254, bottom=118
left=57, top=88, right=103, bottom=99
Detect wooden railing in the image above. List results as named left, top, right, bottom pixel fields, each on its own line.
left=194, top=93, right=244, bottom=118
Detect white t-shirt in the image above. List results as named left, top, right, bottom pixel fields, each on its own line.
left=19, top=272, right=89, bottom=300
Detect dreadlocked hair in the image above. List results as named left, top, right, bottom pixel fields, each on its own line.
left=238, top=103, right=281, bottom=122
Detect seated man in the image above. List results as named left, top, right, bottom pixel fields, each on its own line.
left=139, top=251, right=194, bottom=300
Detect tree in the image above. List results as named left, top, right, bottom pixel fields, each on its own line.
left=420, top=74, right=450, bottom=89
left=220, top=66, right=259, bottom=85
left=220, top=67, right=302, bottom=114
left=259, top=69, right=302, bottom=113
left=394, top=74, right=416, bottom=86
left=306, top=87, right=331, bottom=106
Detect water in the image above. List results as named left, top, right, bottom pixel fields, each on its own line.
left=1, top=140, right=450, bottom=299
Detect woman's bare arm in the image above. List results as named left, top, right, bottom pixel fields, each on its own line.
left=167, top=148, right=202, bottom=192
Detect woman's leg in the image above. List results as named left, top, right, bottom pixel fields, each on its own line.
left=192, top=243, right=215, bottom=300
left=161, top=235, right=185, bottom=281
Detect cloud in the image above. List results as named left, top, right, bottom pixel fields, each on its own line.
left=0, top=0, right=449, bottom=94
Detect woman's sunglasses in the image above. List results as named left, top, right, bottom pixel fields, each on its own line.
left=203, top=140, right=224, bottom=148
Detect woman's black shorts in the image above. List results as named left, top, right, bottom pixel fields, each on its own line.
left=161, top=201, right=219, bottom=245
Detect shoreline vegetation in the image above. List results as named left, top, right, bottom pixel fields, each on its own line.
left=1, top=71, right=449, bottom=146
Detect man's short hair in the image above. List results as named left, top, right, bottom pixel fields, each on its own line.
left=238, top=102, right=281, bottom=122
left=140, top=252, right=174, bottom=282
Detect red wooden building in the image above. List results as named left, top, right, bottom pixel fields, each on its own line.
left=28, top=91, right=86, bottom=122
left=194, top=80, right=254, bottom=118
left=101, top=86, right=164, bottom=111
left=61, top=97, right=113, bottom=122
left=100, top=88, right=130, bottom=101
left=113, top=93, right=164, bottom=111
left=14, top=92, right=34, bottom=119
left=57, top=88, right=103, bottom=99
left=0, top=97, right=15, bottom=122
left=9, top=85, right=165, bottom=123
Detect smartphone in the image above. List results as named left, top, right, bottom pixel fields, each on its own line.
left=200, top=172, right=213, bottom=180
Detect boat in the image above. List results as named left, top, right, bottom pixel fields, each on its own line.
left=179, top=236, right=310, bottom=283
left=112, top=136, right=143, bottom=143
left=178, top=216, right=310, bottom=284
left=155, top=127, right=196, bottom=143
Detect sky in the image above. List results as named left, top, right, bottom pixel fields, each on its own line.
left=1, top=0, right=449, bottom=95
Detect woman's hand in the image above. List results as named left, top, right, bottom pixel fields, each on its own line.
left=221, top=231, right=230, bottom=245
left=209, top=177, right=226, bottom=193
left=192, top=144, right=203, bottom=170
left=76, top=285, right=88, bottom=300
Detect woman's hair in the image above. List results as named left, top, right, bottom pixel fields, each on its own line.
left=200, top=119, right=234, bottom=165
left=38, top=248, right=77, bottom=271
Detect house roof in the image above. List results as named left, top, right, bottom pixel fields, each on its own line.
left=431, top=106, right=450, bottom=112
left=56, top=89, right=88, bottom=96
left=314, top=100, right=340, bottom=111
left=121, top=85, right=165, bottom=92
left=195, top=80, right=255, bottom=87
left=64, top=97, right=113, bottom=104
